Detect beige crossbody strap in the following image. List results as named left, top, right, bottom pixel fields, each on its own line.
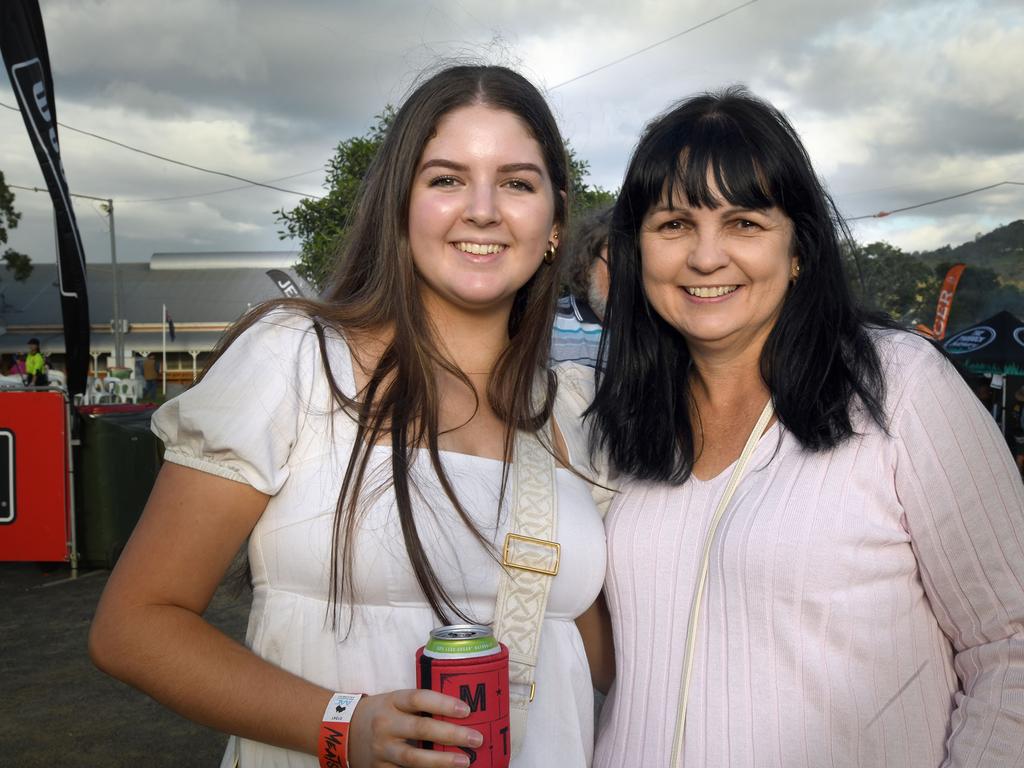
left=492, top=416, right=559, bottom=757
left=669, top=398, right=775, bottom=767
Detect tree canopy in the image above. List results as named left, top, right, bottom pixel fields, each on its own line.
left=846, top=234, right=1024, bottom=334
left=844, top=241, right=936, bottom=326
left=275, top=109, right=394, bottom=290
left=0, top=170, right=32, bottom=283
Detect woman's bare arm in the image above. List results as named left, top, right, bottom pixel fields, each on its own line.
left=89, top=462, right=333, bottom=753
left=90, top=463, right=480, bottom=767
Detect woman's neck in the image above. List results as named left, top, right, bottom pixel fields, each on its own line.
left=424, top=301, right=512, bottom=376
left=688, top=341, right=770, bottom=413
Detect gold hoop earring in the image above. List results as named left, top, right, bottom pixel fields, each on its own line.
left=791, top=262, right=801, bottom=282
left=543, top=244, right=557, bottom=265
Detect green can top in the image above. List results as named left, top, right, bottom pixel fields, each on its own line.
left=424, top=624, right=499, bottom=659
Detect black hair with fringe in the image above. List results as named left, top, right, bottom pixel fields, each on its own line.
left=589, top=86, right=892, bottom=482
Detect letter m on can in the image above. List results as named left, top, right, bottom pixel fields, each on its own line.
left=459, top=683, right=486, bottom=713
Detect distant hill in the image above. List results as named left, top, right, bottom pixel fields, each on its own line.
left=914, top=220, right=1024, bottom=286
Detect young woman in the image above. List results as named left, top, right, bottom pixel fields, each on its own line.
left=589, top=88, right=1024, bottom=767
left=90, top=65, right=611, bottom=768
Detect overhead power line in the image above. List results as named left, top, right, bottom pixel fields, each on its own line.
left=848, top=181, right=1024, bottom=221
left=550, top=0, right=759, bottom=90
left=120, top=169, right=323, bottom=203
left=0, top=100, right=320, bottom=199
left=9, top=170, right=324, bottom=205
left=0, top=4, right=761, bottom=200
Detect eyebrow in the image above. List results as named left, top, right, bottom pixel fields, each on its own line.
left=646, top=202, right=769, bottom=216
left=497, top=162, right=545, bottom=175
left=418, top=159, right=545, bottom=175
left=646, top=203, right=678, bottom=215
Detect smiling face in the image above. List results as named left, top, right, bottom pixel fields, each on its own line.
left=407, top=104, right=559, bottom=320
left=640, top=179, right=797, bottom=359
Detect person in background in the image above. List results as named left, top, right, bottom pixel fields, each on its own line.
left=89, top=65, right=611, bottom=768
left=142, top=352, right=160, bottom=401
left=589, top=87, right=1024, bottom=767
left=25, top=338, right=47, bottom=386
left=1009, top=384, right=1024, bottom=475
left=972, top=380, right=1000, bottom=421
left=551, top=204, right=613, bottom=367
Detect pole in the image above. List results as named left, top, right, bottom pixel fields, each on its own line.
left=64, top=390, right=79, bottom=575
left=161, top=304, right=167, bottom=396
left=1002, top=378, right=1007, bottom=437
left=105, top=199, right=124, bottom=368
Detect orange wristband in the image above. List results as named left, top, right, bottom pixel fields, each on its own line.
left=318, top=692, right=363, bottom=768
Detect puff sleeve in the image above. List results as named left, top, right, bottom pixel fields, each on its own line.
left=151, top=311, right=319, bottom=496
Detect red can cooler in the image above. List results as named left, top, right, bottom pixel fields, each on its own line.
left=416, top=624, right=510, bottom=768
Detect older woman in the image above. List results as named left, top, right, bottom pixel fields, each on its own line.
left=589, top=88, right=1024, bottom=767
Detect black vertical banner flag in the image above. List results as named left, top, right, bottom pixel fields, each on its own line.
left=0, top=0, right=90, bottom=395
left=266, top=269, right=306, bottom=299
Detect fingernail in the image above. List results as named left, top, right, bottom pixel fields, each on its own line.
left=455, top=703, right=471, bottom=717
left=468, top=730, right=484, bottom=747
left=454, top=756, right=471, bottom=768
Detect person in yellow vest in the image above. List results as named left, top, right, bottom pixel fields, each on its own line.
left=25, top=338, right=48, bottom=387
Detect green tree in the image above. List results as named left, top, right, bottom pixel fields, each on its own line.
left=567, top=146, right=616, bottom=217
left=275, top=108, right=395, bottom=289
left=844, top=241, right=936, bottom=325
left=0, top=170, right=32, bottom=282
left=276, top=111, right=617, bottom=290
left=937, top=262, right=1024, bottom=334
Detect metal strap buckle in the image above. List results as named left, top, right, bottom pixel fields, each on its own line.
left=502, top=532, right=560, bottom=576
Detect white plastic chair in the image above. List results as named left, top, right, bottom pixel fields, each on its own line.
left=87, top=376, right=116, bottom=405
left=113, top=378, right=137, bottom=404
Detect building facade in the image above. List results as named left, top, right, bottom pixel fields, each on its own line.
left=0, top=251, right=311, bottom=390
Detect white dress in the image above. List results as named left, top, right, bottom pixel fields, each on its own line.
left=151, top=311, right=607, bottom=767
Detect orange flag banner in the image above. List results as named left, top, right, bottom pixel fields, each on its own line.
left=930, top=263, right=966, bottom=340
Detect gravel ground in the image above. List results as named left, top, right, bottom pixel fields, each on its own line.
left=0, top=562, right=251, bottom=767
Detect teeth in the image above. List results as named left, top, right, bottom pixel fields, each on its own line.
left=686, top=285, right=738, bottom=298
left=455, top=242, right=504, bottom=255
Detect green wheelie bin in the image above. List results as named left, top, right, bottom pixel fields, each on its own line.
left=75, top=406, right=162, bottom=569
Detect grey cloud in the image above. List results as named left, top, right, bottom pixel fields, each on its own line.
left=4, top=0, right=1020, bottom=261
left=909, top=101, right=1024, bottom=157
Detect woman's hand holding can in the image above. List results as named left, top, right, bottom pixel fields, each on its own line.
left=348, top=689, right=483, bottom=768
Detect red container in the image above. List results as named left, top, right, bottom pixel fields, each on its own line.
left=77, top=403, right=156, bottom=416
left=0, top=390, right=70, bottom=561
left=417, top=626, right=510, bottom=768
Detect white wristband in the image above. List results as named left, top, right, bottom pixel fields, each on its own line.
left=318, top=692, right=363, bottom=768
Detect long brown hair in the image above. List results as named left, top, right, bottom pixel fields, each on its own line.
left=212, top=65, right=570, bottom=627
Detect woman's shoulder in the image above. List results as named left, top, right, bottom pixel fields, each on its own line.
left=865, top=326, right=967, bottom=419
left=866, top=326, right=948, bottom=381
left=238, top=306, right=330, bottom=347
left=229, top=306, right=353, bottom=373
left=868, top=325, right=939, bottom=357
left=552, top=360, right=596, bottom=409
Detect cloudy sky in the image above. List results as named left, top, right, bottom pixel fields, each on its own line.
left=2, top=0, right=1022, bottom=267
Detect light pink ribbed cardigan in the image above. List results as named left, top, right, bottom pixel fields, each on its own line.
left=594, top=330, right=1024, bottom=767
